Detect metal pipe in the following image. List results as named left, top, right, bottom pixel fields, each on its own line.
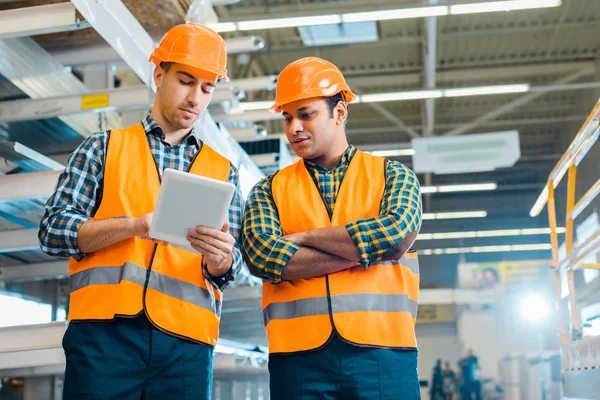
left=225, top=36, right=265, bottom=54
left=565, top=165, right=580, bottom=336
left=530, top=99, right=600, bottom=217
left=548, top=183, right=567, bottom=344
left=570, top=179, right=600, bottom=221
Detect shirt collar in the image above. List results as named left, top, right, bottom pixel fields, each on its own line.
left=304, top=145, right=356, bottom=172
left=141, top=115, right=202, bottom=147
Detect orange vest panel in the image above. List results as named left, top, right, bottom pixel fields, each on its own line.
left=67, top=123, right=230, bottom=346
left=265, top=150, right=419, bottom=354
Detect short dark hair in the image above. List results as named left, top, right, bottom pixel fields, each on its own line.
left=324, top=93, right=345, bottom=117
left=160, top=61, right=173, bottom=73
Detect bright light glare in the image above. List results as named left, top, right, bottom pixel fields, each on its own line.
left=521, top=294, right=550, bottom=322
left=369, top=149, right=416, bottom=157
left=0, top=294, right=52, bottom=327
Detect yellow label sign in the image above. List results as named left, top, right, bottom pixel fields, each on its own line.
left=417, top=304, right=455, bottom=324
left=81, top=94, right=109, bottom=110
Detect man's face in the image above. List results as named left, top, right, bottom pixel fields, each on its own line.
left=154, top=63, right=216, bottom=131
left=281, top=97, right=341, bottom=160
left=483, top=270, right=497, bottom=283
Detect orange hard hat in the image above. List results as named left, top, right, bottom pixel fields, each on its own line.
left=149, top=22, right=228, bottom=82
left=270, top=57, right=356, bottom=113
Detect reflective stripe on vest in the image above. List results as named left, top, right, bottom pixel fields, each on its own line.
left=263, top=293, right=418, bottom=325
left=70, top=263, right=222, bottom=315
left=262, top=296, right=329, bottom=326
left=266, top=150, right=420, bottom=353
left=376, top=256, right=419, bottom=274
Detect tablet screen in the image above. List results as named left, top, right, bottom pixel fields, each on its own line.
left=149, top=169, right=235, bottom=252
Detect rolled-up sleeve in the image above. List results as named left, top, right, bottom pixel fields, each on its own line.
left=241, top=176, right=300, bottom=284
left=345, top=160, right=422, bottom=268
left=38, top=132, right=107, bottom=260
left=203, top=164, right=245, bottom=290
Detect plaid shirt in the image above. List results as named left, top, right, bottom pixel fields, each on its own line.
left=242, top=145, right=422, bottom=284
left=39, top=115, right=244, bottom=290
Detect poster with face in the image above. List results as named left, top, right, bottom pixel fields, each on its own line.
left=458, top=260, right=548, bottom=290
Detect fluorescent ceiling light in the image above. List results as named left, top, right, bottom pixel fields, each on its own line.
left=420, top=243, right=552, bottom=255
left=210, top=1, right=561, bottom=32
left=368, top=149, right=415, bottom=157
left=420, top=231, right=477, bottom=240
left=420, top=187, right=437, bottom=194
left=211, top=22, right=237, bottom=33
left=450, top=0, right=561, bottom=15
left=420, top=182, right=497, bottom=194
left=437, top=183, right=498, bottom=193
left=360, top=90, right=443, bottom=103
left=342, top=6, right=448, bottom=23
left=237, top=15, right=341, bottom=31
left=422, top=211, right=487, bottom=220
left=418, top=227, right=566, bottom=241
left=529, top=186, right=549, bottom=217
left=237, top=84, right=531, bottom=111
left=444, top=84, right=530, bottom=97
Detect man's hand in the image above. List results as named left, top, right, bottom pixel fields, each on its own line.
left=187, top=222, right=235, bottom=277
left=133, top=212, right=153, bottom=236
left=133, top=212, right=169, bottom=245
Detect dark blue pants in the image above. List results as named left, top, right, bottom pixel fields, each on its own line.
left=269, top=334, right=421, bottom=400
left=62, top=313, right=213, bottom=400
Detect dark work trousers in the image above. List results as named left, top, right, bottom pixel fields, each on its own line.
left=460, top=382, right=482, bottom=400
left=269, top=333, right=421, bottom=400
left=62, top=313, right=213, bottom=400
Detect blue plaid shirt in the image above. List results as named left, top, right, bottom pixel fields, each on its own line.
left=39, top=115, right=244, bottom=290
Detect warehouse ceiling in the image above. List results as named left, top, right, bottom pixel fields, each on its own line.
left=0, top=0, right=599, bottom=350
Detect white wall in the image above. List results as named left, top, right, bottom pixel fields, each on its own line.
left=456, top=309, right=502, bottom=382
left=416, top=322, right=461, bottom=381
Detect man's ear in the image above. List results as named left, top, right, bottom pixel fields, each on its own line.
left=335, top=101, right=348, bottom=126
left=154, top=65, right=165, bottom=90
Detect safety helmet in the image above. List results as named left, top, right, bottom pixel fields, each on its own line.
left=149, top=22, right=228, bottom=82
left=270, top=57, right=356, bottom=113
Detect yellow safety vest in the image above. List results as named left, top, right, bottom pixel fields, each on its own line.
left=264, top=150, right=420, bottom=354
left=67, top=122, right=231, bottom=346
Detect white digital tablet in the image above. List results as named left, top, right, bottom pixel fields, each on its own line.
left=148, top=168, right=235, bottom=253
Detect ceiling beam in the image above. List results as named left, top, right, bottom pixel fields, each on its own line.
left=345, top=61, right=596, bottom=88
left=0, top=228, right=38, bottom=253
left=0, top=37, right=123, bottom=136
left=0, top=85, right=246, bottom=123
left=70, top=0, right=155, bottom=87
left=0, top=141, right=65, bottom=171
left=346, top=116, right=587, bottom=136
left=422, top=0, right=439, bottom=137
left=0, top=261, right=68, bottom=282
left=352, top=88, right=419, bottom=139
left=51, top=38, right=266, bottom=66
left=0, top=3, right=90, bottom=39
left=367, top=102, right=420, bottom=138
left=443, top=68, right=595, bottom=136
left=0, top=171, right=60, bottom=202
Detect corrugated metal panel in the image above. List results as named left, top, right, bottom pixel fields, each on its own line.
left=0, top=37, right=122, bottom=136
left=0, top=197, right=45, bottom=230
left=0, top=250, right=58, bottom=266
left=0, top=76, right=85, bottom=155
